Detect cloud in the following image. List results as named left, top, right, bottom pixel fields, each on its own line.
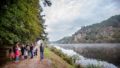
left=41, top=0, right=120, bottom=41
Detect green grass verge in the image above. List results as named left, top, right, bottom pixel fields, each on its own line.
left=44, top=47, right=75, bottom=68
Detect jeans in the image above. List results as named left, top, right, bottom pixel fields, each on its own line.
left=30, top=50, right=33, bottom=58
left=40, top=52, right=44, bottom=60
left=15, top=56, right=19, bottom=62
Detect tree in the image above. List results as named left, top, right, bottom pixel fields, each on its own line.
left=0, top=0, right=45, bottom=46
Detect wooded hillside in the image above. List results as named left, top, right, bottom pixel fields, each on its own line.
left=55, top=15, right=120, bottom=43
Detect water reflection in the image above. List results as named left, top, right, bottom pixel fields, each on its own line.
left=51, top=44, right=120, bottom=68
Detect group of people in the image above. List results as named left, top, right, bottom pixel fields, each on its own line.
left=8, top=42, right=44, bottom=63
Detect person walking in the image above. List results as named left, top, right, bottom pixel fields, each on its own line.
left=24, top=46, right=28, bottom=59
left=30, top=44, right=34, bottom=59
left=26, top=45, right=31, bottom=58
left=14, top=42, right=21, bottom=63
left=40, top=43, right=44, bottom=61
left=21, top=44, right=25, bottom=59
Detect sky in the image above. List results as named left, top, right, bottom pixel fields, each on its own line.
left=40, top=0, right=120, bottom=41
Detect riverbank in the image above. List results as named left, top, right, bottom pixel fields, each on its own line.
left=44, top=48, right=74, bottom=68
left=50, top=44, right=118, bottom=68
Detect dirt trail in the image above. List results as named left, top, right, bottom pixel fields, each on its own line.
left=2, top=43, right=52, bottom=68
left=2, top=56, right=52, bottom=68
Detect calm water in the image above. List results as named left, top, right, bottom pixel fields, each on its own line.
left=51, top=43, right=120, bottom=67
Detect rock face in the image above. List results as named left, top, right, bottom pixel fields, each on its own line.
left=55, top=15, right=120, bottom=43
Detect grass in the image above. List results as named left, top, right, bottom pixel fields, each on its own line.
left=44, top=47, right=75, bottom=68
left=86, top=64, right=101, bottom=68
left=50, top=47, right=74, bottom=65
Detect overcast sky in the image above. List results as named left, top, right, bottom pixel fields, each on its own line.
left=40, top=0, right=120, bottom=41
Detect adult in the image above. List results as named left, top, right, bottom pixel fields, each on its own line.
left=40, top=43, right=44, bottom=61
left=24, top=46, right=28, bottom=59
left=26, top=45, right=30, bottom=58
left=21, top=44, right=25, bottom=59
left=30, top=44, right=34, bottom=58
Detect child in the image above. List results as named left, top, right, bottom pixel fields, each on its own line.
left=15, top=43, right=21, bottom=63
left=9, top=48, right=15, bottom=61
left=24, top=48, right=28, bottom=59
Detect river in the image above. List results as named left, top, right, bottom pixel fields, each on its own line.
left=50, top=43, right=120, bottom=68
